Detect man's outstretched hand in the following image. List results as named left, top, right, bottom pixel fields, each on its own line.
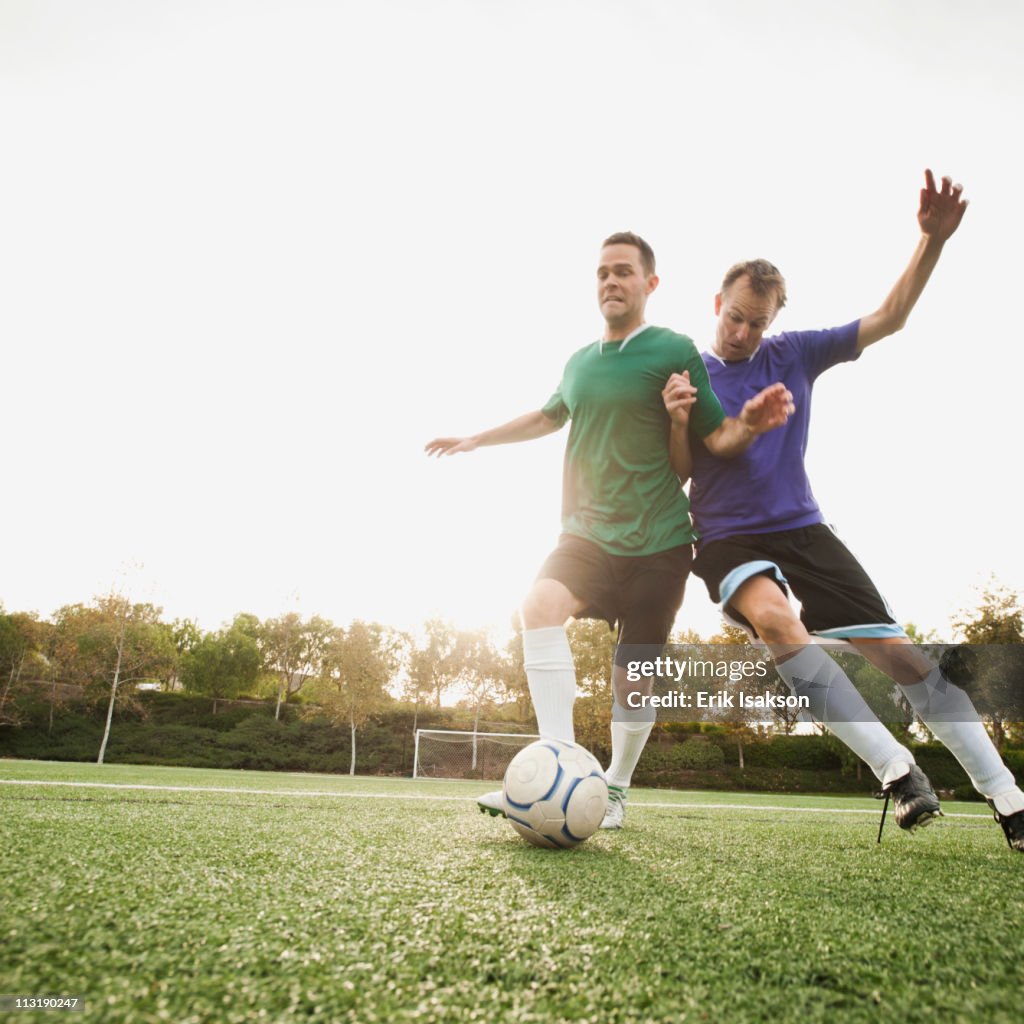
left=738, top=382, right=795, bottom=435
left=424, top=437, right=479, bottom=457
left=919, top=168, right=968, bottom=242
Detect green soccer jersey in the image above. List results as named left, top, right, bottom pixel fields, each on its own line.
left=541, top=325, right=725, bottom=556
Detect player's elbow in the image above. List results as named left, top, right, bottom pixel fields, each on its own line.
left=702, top=431, right=725, bottom=457
left=861, top=308, right=907, bottom=348
left=703, top=430, right=729, bottom=458
left=879, top=311, right=909, bottom=337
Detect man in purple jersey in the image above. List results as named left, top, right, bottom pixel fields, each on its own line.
left=670, top=170, right=1024, bottom=851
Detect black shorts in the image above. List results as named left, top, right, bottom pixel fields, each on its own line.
left=536, top=533, right=693, bottom=648
left=692, top=523, right=904, bottom=640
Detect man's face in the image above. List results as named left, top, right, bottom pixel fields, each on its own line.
left=713, top=276, right=779, bottom=361
left=597, top=244, right=658, bottom=330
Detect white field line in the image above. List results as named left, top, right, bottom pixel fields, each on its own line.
left=0, top=778, right=992, bottom=819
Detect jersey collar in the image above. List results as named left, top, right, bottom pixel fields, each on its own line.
left=600, top=323, right=651, bottom=353
left=704, top=344, right=764, bottom=366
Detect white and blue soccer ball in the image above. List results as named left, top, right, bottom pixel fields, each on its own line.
left=502, top=738, right=608, bottom=849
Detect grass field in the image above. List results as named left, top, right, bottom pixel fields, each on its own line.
left=2, top=760, right=1022, bottom=1023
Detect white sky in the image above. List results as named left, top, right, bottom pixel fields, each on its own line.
left=2, top=0, right=1022, bottom=645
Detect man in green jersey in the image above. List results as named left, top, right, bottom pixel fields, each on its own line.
left=425, top=232, right=793, bottom=828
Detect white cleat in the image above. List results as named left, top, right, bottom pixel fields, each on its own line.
left=600, top=785, right=627, bottom=829
left=476, top=789, right=505, bottom=818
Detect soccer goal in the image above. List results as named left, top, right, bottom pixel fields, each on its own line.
left=413, top=729, right=539, bottom=781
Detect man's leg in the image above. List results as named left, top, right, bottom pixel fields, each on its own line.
left=520, top=578, right=587, bottom=743
left=730, top=576, right=934, bottom=813
left=477, top=573, right=588, bottom=818
left=693, top=531, right=940, bottom=829
left=602, top=544, right=692, bottom=828
left=730, top=576, right=939, bottom=831
left=606, top=660, right=657, bottom=789
left=600, top=660, right=657, bottom=830
left=594, top=642, right=659, bottom=829
left=853, top=638, right=1024, bottom=845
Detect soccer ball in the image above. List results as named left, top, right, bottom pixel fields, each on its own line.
left=502, top=738, right=609, bottom=849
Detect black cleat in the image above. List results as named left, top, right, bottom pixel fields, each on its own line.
left=877, top=765, right=942, bottom=842
left=987, top=801, right=1024, bottom=853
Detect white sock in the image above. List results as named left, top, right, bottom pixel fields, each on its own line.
left=606, top=703, right=655, bottom=790
left=776, top=645, right=913, bottom=784
left=901, top=667, right=1021, bottom=803
left=522, top=626, right=576, bottom=743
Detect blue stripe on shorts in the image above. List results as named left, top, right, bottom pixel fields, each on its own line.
left=719, top=560, right=788, bottom=609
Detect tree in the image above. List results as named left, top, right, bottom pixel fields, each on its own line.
left=704, top=626, right=764, bottom=770
left=407, top=618, right=461, bottom=710
left=51, top=595, right=178, bottom=764
left=168, top=618, right=202, bottom=692
left=496, top=626, right=530, bottom=720
left=402, top=618, right=464, bottom=763
left=954, top=581, right=1023, bottom=645
left=312, top=621, right=398, bottom=775
left=451, top=628, right=507, bottom=771
left=904, top=622, right=944, bottom=645
left=180, top=618, right=263, bottom=712
left=171, top=618, right=202, bottom=655
left=31, top=618, right=64, bottom=736
left=0, top=612, right=44, bottom=727
left=951, top=580, right=1024, bottom=750
left=260, top=613, right=333, bottom=720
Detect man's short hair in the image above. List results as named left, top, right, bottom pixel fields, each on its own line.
left=602, top=231, right=656, bottom=276
left=721, top=259, right=787, bottom=310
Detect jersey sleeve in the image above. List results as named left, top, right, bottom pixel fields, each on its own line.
left=541, top=387, right=570, bottom=428
left=684, top=344, right=726, bottom=438
left=783, top=320, right=861, bottom=381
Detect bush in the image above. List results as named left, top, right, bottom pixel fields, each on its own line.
left=0, top=713, right=104, bottom=762
left=1002, top=748, right=1024, bottom=778
left=908, top=743, right=972, bottom=791
left=743, top=735, right=843, bottom=771
left=639, top=738, right=725, bottom=774
left=18, top=691, right=1009, bottom=794
left=678, top=738, right=726, bottom=770
left=657, top=722, right=728, bottom=738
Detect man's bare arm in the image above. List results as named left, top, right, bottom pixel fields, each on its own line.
left=702, top=382, right=794, bottom=458
left=425, top=409, right=561, bottom=457
left=856, top=169, right=968, bottom=352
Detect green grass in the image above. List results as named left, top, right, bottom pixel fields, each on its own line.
left=2, top=760, right=1021, bottom=1023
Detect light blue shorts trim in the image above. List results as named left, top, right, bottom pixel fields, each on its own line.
left=719, top=560, right=788, bottom=609
left=814, top=623, right=908, bottom=640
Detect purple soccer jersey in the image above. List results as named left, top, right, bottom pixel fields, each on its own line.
left=689, top=321, right=861, bottom=546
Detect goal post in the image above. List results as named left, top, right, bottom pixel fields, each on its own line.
left=413, top=729, right=540, bottom=781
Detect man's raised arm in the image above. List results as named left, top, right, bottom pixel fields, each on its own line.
left=856, top=169, right=969, bottom=353
left=425, top=409, right=561, bottom=457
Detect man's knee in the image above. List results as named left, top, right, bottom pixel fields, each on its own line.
left=732, top=577, right=804, bottom=645
left=521, top=579, right=583, bottom=629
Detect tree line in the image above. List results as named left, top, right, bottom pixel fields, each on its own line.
left=0, top=599, right=538, bottom=771
left=1, top=579, right=1022, bottom=771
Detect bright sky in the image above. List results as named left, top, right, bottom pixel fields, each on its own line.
left=3, top=0, right=1022, bottom=645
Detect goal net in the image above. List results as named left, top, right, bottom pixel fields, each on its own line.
left=413, top=729, right=539, bottom=781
